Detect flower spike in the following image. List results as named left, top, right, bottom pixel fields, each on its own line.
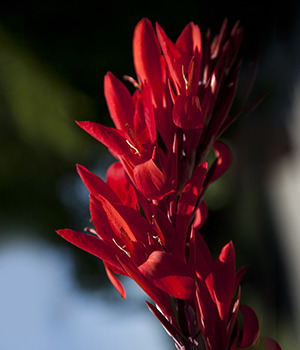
left=58, top=16, right=280, bottom=350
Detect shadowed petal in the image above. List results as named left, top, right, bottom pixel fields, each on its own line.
left=146, top=301, right=188, bottom=348
left=193, top=200, right=208, bottom=229
left=209, top=141, right=232, bottom=183
left=213, top=241, right=235, bottom=320
left=261, top=337, right=282, bottom=350
left=237, top=305, right=260, bottom=348
left=176, top=162, right=207, bottom=258
left=195, top=232, right=214, bottom=281
left=173, top=94, right=204, bottom=129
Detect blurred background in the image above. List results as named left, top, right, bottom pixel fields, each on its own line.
left=0, top=0, right=299, bottom=349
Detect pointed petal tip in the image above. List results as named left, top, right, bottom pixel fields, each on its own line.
left=138, top=17, right=152, bottom=26
left=104, top=71, right=116, bottom=84
left=76, top=163, right=84, bottom=172
left=219, top=240, right=235, bottom=262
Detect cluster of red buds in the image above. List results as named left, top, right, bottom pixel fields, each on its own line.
left=58, top=18, right=280, bottom=350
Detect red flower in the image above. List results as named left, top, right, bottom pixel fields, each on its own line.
left=57, top=17, right=281, bottom=350
left=133, top=18, right=243, bottom=167
left=57, top=163, right=197, bottom=318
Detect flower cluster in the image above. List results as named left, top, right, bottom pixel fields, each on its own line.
left=57, top=18, right=280, bottom=350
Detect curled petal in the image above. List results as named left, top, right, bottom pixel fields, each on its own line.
left=237, top=305, right=260, bottom=348
left=116, top=254, right=174, bottom=318
left=235, top=265, right=248, bottom=291
left=139, top=251, right=195, bottom=299
left=261, top=337, right=282, bottom=350
left=209, top=140, right=232, bottom=183
left=193, top=200, right=208, bottom=229
left=133, top=158, right=173, bottom=200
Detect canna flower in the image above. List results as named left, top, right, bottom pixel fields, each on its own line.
left=57, top=17, right=281, bottom=350
left=133, top=18, right=244, bottom=185
left=57, top=161, right=208, bottom=307
left=57, top=162, right=259, bottom=349
left=77, top=17, right=237, bottom=202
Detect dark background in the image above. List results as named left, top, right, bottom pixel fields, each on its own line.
left=0, top=0, right=299, bottom=347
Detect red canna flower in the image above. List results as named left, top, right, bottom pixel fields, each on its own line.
left=133, top=18, right=244, bottom=175
left=57, top=17, right=281, bottom=350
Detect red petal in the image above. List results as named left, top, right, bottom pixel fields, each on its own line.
left=106, top=162, right=138, bottom=209
left=235, top=265, right=248, bottom=291
left=195, top=233, right=214, bottom=281
left=76, top=164, right=120, bottom=204
left=195, top=279, right=219, bottom=349
left=134, top=82, right=157, bottom=145
left=56, top=229, right=123, bottom=274
left=210, top=18, right=228, bottom=59
left=116, top=255, right=174, bottom=318
left=173, top=94, right=204, bottom=129
left=156, top=22, right=183, bottom=92
left=104, top=262, right=126, bottom=299
left=176, top=22, right=202, bottom=62
left=146, top=203, right=178, bottom=253
left=176, top=23, right=202, bottom=96
left=138, top=250, right=195, bottom=300
left=193, top=200, right=208, bottom=229
left=201, top=40, right=230, bottom=119
left=104, top=72, right=135, bottom=131
left=213, top=241, right=236, bottom=320
left=176, top=162, right=207, bottom=258
left=90, top=194, right=137, bottom=244
left=133, top=18, right=162, bottom=101
left=77, top=121, right=135, bottom=162
left=133, top=157, right=173, bottom=200
left=237, top=305, right=260, bottom=348
left=203, top=61, right=240, bottom=141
